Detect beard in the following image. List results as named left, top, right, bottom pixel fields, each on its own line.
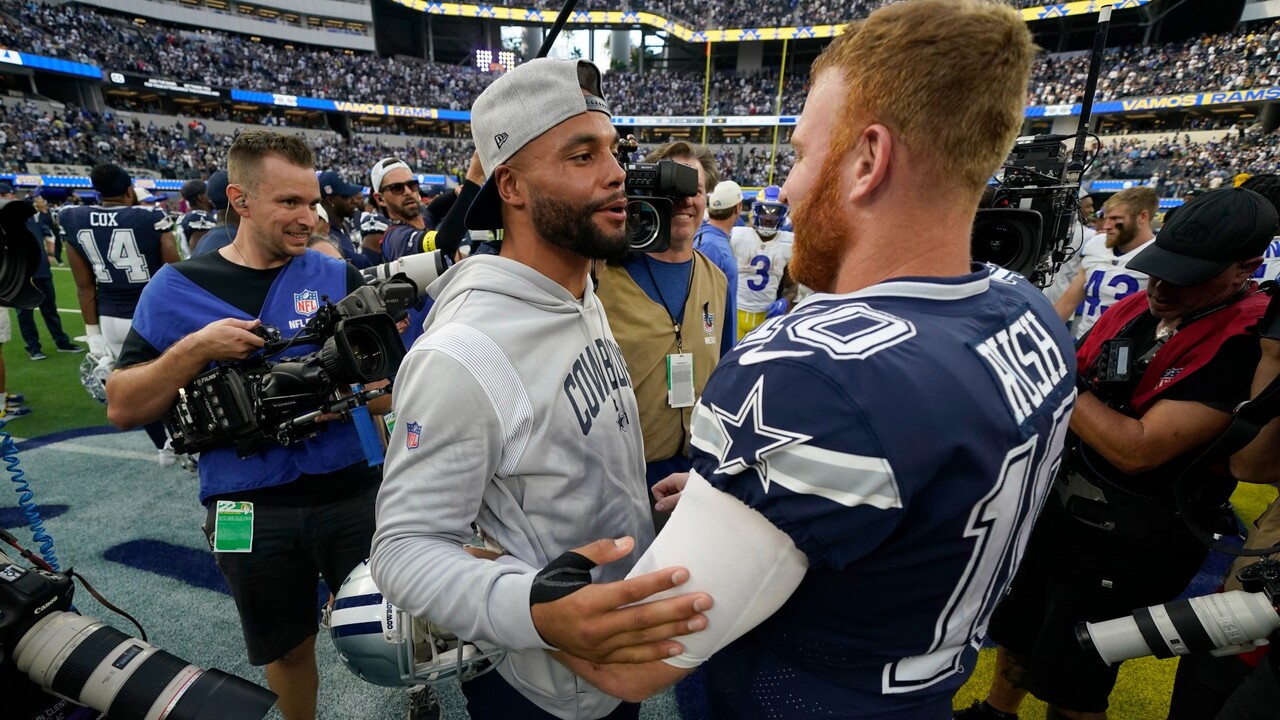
left=788, top=156, right=848, bottom=294
left=1106, top=217, right=1136, bottom=249
left=530, top=190, right=630, bottom=262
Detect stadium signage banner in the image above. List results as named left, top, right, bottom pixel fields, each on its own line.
left=1026, top=86, right=1280, bottom=117
left=613, top=115, right=798, bottom=127
left=0, top=48, right=100, bottom=79
left=231, top=89, right=470, bottom=121
left=389, top=0, right=1150, bottom=44
left=108, top=71, right=223, bottom=98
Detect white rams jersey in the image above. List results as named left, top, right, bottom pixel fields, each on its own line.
left=731, top=227, right=794, bottom=312
left=1074, top=232, right=1155, bottom=339
left=1254, top=236, right=1280, bottom=283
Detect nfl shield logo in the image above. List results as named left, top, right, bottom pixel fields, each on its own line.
left=703, top=310, right=715, bottom=334
left=294, top=289, right=319, bottom=316
left=405, top=422, right=422, bottom=449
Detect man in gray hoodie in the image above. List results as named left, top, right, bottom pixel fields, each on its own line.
left=370, top=58, right=712, bottom=720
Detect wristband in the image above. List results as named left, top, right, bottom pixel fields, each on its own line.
left=530, top=551, right=596, bottom=606
left=86, top=324, right=101, bottom=336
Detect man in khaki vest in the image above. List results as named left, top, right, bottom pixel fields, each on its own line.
left=595, top=141, right=735, bottom=504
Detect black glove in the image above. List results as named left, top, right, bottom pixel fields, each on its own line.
left=529, top=551, right=596, bottom=606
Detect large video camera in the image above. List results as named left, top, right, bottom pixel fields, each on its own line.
left=973, top=134, right=1082, bottom=288
left=0, top=198, right=49, bottom=310
left=1, top=553, right=275, bottom=720
left=165, top=251, right=446, bottom=457
left=618, top=134, right=700, bottom=255
left=1077, top=557, right=1280, bottom=666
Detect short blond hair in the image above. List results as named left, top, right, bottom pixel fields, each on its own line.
left=812, top=0, right=1035, bottom=196
left=1104, top=186, right=1159, bottom=220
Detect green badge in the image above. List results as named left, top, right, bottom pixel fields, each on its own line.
left=213, top=501, right=254, bottom=553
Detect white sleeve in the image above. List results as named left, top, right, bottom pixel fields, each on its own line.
left=625, top=470, right=809, bottom=669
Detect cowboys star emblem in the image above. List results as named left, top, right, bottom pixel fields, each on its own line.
left=708, top=376, right=811, bottom=491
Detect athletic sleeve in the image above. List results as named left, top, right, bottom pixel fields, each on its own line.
left=369, top=323, right=553, bottom=652
left=625, top=469, right=808, bottom=667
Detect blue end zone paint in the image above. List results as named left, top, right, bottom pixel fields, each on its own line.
left=103, top=539, right=231, bottom=595
left=0, top=503, right=68, bottom=528
left=15, top=425, right=122, bottom=452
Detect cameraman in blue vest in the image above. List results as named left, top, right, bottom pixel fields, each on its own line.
left=106, top=131, right=391, bottom=720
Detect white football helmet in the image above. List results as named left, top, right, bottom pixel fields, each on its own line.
left=326, top=559, right=505, bottom=687
left=79, top=352, right=112, bottom=405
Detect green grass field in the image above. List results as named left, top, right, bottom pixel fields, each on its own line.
left=9, top=267, right=1279, bottom=718
left=2, top=267, right=109, bottom=438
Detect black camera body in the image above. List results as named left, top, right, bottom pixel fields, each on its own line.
left=0, top=560, right=75, bottom=657
left=616, top=134, right=701, bottom=255
left=166, top=281, right=415, bottom=457
left=973, top=135, right=1080, bottom=288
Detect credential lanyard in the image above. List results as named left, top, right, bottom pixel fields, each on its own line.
left=641, top=255, right=695, bottom=353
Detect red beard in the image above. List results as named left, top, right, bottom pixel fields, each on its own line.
left=789, top=156, right=850, bottom=294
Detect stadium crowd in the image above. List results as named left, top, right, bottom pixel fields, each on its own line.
left=0, top=99, right=475, bottom=181
left=15, top=1, right=1280, bottom=119
left=1090, top=129, right=1280, bottom=196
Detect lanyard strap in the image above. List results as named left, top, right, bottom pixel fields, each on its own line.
left=641, top=255, right=694, bottom=353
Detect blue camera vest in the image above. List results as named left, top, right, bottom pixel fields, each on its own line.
left=133, top=250, right=367, bottom=504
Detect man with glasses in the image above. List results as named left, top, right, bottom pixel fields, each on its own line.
left=370, top=157, right=434, bottom=262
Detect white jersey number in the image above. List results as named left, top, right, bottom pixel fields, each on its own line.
left=77, top=228, right=151, bottom=283
left=883, top=396, right=1072, bottom=694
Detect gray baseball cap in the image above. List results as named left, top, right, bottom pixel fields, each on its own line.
left=465, top=58, right=611, bottom=230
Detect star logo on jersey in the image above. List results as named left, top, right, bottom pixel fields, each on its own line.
left=405, top=422, right=422, bottom=449
left=294, top=289, right=319, bottom=316
left=708, top=376, right=812, bottom=487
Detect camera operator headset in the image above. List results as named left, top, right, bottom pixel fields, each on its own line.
left=105, top=131, right=392, bottom=720
left=968, top=187, right=1278, bottom=720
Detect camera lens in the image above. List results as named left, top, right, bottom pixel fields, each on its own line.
left=16, top=611, right=276, bottom=720
left=626, top=199, right=660, bottom=252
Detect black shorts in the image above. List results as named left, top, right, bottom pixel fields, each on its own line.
left=202, top=484, right=377, bottom=666
left=986, top=501, right=1206, bottom=713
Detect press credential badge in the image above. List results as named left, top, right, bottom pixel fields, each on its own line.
left=213, top=500, right=254, bottom=553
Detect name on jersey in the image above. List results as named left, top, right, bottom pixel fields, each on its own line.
left=89, top=212, right=121, bottom=227
left=974, top=310, right=1068, bottom=425
left=563, top=338, right=633, bottom=436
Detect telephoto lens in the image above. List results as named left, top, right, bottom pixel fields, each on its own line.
left=1076, top=590, right=1280, bottom=666
left=16, top=611, right=276, bottom=720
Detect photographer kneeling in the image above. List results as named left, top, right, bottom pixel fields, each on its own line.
left=962, top=187, right=1277, bottom=720
left=106, top=131, right=391, bottom=720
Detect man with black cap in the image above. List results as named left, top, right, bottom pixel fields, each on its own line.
left=194, top=170, right=238, bottom=256
left=370, top=57, right=708, bottom=720
left=177, top=178, right=217, bottom=256
left=966, top=187, right=1278, bottom=720
left=317, top=170, right=371, bottom=269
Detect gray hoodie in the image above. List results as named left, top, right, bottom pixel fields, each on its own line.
left=370, top=255, right=655, bottom=720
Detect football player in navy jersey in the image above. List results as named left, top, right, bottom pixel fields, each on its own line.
left=178, top=178, right=218, bottom=256
left=62, top=164, right=179, bottom=460
left=546, top=2, right=1076, bottom=718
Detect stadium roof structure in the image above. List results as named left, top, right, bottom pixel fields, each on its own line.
left=388, top=0, right=1153, bottom=44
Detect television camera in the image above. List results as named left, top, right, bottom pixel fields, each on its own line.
left=164, top=250, right=447, bottom=457
left=616, top=134, right=700, bottom=255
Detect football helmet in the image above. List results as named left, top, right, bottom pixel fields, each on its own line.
left=326, top=559, right=505, bottom=687
left=751, top=185, right=788, bottom=239
left=79, top=351, right=113, bottom=405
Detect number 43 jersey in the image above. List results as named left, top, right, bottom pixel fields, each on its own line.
left=60, top=205, right=174, bottom=319
left=731, top=226, right=794, bottom=312
left=691, top=265, right=1077, bottom=718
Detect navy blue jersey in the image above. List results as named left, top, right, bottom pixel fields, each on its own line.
left=693, top=265, right=1077, bottom=719
left=178, top=210, right=216, bottom=248
left=60, top=205, right=173, bottom=319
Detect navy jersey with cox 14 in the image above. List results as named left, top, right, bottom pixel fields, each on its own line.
left=60, top=205, right=173, bottom=319
left=691, top=265, right=1077, bottom=719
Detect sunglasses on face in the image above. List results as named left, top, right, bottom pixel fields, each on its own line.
left=381, top=181, right=420, bottom=196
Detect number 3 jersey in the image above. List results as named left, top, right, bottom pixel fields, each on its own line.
left=731, top=226, right=794, bottom=312
left=1073, top=232, right=1154, bottom=339
left=60, top=205, right=173, bottom=319
left=691, top=265, right=1077, bottom=718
